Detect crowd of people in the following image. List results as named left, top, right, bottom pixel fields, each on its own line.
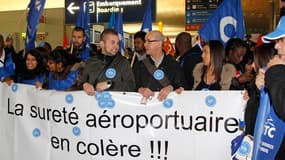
left=0, top=31, right=256, bottom=99
left=1, top=16, right=285, bottom=159
left=0, top=25, right=278, bottom=99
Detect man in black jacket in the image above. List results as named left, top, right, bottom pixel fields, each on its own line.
left=133, top=31, right=186, bottom=102
left=82, top=29, right=135, bottom=96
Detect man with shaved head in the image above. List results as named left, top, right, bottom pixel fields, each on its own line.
left=133, top=31, right=186, bottom=103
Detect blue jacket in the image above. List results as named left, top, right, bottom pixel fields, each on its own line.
left=48, top=69, right=79, bottom=91
left=0, top=49, right=15, bottom=81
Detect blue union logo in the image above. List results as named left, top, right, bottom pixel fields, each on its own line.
left=205, top=95, right=216, bottom=107
left=105, top=68, right=116, bottom=79
left=65, top=94, right=74, bottom=104
left=238, top=141, right=251, bottom=156
left=153, top=69, right=164, bottom=80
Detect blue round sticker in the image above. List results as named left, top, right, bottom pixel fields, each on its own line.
left=163, top=99, right=174, bottom=109
left=65, top=94, right=74, bottom=104
left=11, top=83, right=18, bottom=92
left=153, top=69, right=165, bottom=80
left=95, top=92, right=103, bottom=101
left=238, top=141, right=251, bottom=156
left=72, top=126, right=81, bottom=136
left=106, top=99, right=115, bottom=108
left=98, top=100, right=108, bottom=108
left=205, top=95, right=216, bottom=107
left=105, top=68, right=116, bottom=79
left=32, top=128, right=41, bottom=138
left=102, top=91, right=112, bottom=100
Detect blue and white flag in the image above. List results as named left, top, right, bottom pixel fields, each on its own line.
left=115, top=8, right=124, bottom=56
left=25, top=0, right=46, bottom=51
left=252, top=88, right=285, bottom=160
left=108, top=11, right=116, bottom=29
left=141, top=0, right=152, bottom=32
left=198, top=0, right=245, bottom=45
left=76, top=0, right=90, bottom=48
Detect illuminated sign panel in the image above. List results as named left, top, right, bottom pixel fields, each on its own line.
left=65, top=0, right=156, bottom=24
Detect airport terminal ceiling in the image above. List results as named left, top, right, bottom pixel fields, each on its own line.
left=0, top=0, right=281, bottom=40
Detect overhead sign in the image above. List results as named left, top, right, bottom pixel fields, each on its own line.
left=185, top=0, right=223, bottom=31
left=65, top=0, right=156, bottom=24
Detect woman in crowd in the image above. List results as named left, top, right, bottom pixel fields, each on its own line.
left=225, top=38, right=255, bottom=90
left=193, top=40, right=236, bottom=90
left=47, top=48, right=83, bottom=91
left=244, top=43, right=276, bottom=137
left=16, top=48, right=47, bottom=88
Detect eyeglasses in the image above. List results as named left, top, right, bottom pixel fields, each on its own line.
left=145, top=39, right=161, bottom=43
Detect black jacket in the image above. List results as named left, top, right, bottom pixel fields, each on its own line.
left=181, top=45, right=202, bottom=90
left=81, top=53, right=135, bottom=92
left=133, top=54, right=187, bottom=91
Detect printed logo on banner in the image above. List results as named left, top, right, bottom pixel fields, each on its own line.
left=11, top=83, right=18, bottom=92
left=205, top=95, right=216, bottom=107
left=32, top=128, right=41, bottom=138
left=105, top=68, right=116, bottom=79
left=153, top=69, right=165, bottom=80
left=65, top=94, right=74, bottom=104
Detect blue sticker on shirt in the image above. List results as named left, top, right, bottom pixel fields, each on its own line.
left=105, top=68, right=116, bottom=79
left=153, top=69, right=164, bottom=80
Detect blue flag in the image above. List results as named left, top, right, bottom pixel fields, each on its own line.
left=25, top=0, right=46, bottom=51
left=115, top=8, right=125, bottom=56
left=108, top=11, right=116, bottom=29
left=198, top=0, right=245, bottom=45
left=141, top=0, right=152, bottom=32
left=76, top=0, right=90, bottom=48
left=252, top=88, right=285, bottom=160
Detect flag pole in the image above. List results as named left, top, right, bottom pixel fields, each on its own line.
left=70, top=43, right=74, bottom=54
left=130, top=53, right=136, bottom=68
left=20, top=2, right=30, bottom=57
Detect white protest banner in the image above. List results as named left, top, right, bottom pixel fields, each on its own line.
left=0, top=83, right=246, bottom=160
